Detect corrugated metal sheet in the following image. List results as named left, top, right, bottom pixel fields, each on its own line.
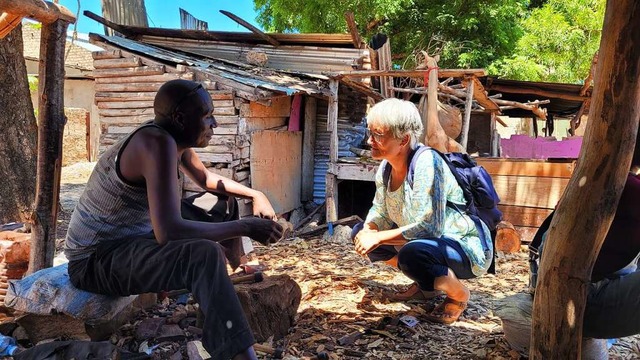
left=101, top=0, right=148, bottom=36
left=140, top=36, right=368, bottom=74
left=92, top=20, right=355, bottom=46
left=179, top=8, right=208, bottom=31
left=90, top=34, right=331, bottom=97
left=312, top=111, right=367, bottom=204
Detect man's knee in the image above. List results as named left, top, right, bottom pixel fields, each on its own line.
left=182, top=239, right=225, bottom=265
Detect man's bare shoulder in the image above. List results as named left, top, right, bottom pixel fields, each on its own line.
left=127, top=125, right=177, bottom=157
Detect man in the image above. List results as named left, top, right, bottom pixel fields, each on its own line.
left=532, top=160, right=640, bottom=338
left=65, top=79, right=283, bottom=360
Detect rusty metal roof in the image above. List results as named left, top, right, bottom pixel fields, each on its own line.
left=90, top=33, right=332, bottom=98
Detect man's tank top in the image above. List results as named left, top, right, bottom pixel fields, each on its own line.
left=64, top=122, right=182, bottom=261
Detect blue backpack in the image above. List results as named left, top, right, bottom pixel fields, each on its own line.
left=382, top=145, right=503, bottom=232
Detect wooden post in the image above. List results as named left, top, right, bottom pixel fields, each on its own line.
left=326, top=79, right=339, bottom=223
left=376, top=40, right=394, bottom=98
left=301, top=97, right=317, bottom=201
left=29, top=19, right=69, bottom=274
left=460, top=76, right=474, bottom=149
left=490, top=113, right=499, bottom=157
left=530, top=1, right=640, bottom=358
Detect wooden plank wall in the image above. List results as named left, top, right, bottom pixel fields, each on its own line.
left=92, top=48, right=252, bottom=209
left=476, top=158, right=576, bottom=241
left=250, top=130, right=302, bottom=214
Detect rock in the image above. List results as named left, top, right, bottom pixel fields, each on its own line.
left=156, top=324, right=186, bottom=342
left=322, top=225, right=352, bottom=245
left=235, top=274, right=301, bottom=342
left=288, top=207, right=306, bottom=229
left=135, top=317, right=166, bottom=340
left=187, top=340, right=211, bottom=360
left=277, top=219, right=294, bottom=242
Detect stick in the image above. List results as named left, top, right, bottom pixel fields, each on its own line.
left=231, top=271, right=264, bottom=284
left=253, top=344, right=284, bottom=359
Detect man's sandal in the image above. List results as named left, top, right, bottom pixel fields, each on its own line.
left=386, top=283, right=443, bottom=302
left=424, top=297, right=467, bottom=324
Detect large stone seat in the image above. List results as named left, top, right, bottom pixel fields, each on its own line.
left=4, top=263, right=155, bottom=343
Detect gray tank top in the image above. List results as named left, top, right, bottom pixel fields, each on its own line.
left=64, top=122, right=182, bottom=261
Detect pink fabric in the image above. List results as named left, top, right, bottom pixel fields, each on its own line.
left=288, top=94, right=302, bottom=131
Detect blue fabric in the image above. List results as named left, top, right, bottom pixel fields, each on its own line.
left=351, top=222, right=475, bottom=290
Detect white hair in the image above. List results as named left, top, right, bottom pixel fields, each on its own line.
left=366, top=98, right=423, bottom=149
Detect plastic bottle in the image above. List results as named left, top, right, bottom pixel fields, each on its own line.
left=0, top=334, right=18, bottom=356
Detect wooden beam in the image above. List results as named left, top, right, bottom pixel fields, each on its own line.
left=327, top=68, right=487, bottom=79
left=301, top=97, right=317, bottom=201
left=344, top=12, right=363, bottom=49
left=30, top=18, right=69, bottom=274
left=340, top=77, right=385, bottom=102
left=0, top=12, right=23, bottom=39
left=327, top=79, right=339, bottom=163
left=460, top=77, right=474, bottom=149
left=465, top=76, right=500, bottom=112
left=326, top=79, right=340, bottom=223
left=219, top=10, right=280, bottom=47
left=489, top=84, right=588, bottom=102
left=0, top=0, right=75, bottom=24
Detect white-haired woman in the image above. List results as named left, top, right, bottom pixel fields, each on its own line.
left=352, top=98, right=492, bottom=324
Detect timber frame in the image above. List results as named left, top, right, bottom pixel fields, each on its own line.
left=0, top=0, right=76, bottom=273
left=323, top=68, right=503, bottom=223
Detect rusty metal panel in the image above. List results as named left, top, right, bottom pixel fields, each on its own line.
left=101, top=0, right=148, bottom=37
left=140, top=36, right=369, bottom=74
left=179, top=8, right=208, bottom=31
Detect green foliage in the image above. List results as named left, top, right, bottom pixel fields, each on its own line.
left=254, top=0, right=605, bottom=83
left=489, top=0, right=604, bottom=83
left=27, top=75, right=38, bottom=93
left=254, top=0, right=529, bottom=69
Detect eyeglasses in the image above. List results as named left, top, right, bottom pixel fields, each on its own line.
left=171, top=83, right=204, bottom=115
left=366, top=128, right=387, bottom=143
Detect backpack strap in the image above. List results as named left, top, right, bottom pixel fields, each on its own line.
left=528, top=210, right=555, bottom=293
left=382, top=145, right=429, bottom=189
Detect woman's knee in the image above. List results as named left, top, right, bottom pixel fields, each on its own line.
left=398, top=241, right=436, bottom=267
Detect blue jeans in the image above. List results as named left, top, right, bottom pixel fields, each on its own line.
left=351, top=223, right=475, bottom=291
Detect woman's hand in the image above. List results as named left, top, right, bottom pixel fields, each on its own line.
left=354, top=230, right=380, bottom=256
left=252, top=192, right=277, bottom=220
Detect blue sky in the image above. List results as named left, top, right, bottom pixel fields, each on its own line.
left=59, top=0, right=262, bottom=35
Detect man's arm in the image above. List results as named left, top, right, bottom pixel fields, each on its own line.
left=120, top=130, right=281, bottom=245
left=180, top=148, right=276, bottom=219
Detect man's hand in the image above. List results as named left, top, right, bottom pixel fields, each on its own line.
left=240, top=217, right=283, bottom=246
left=354, top=230, right=380, bottom=256
left=252, top=192, right=277, bottom=220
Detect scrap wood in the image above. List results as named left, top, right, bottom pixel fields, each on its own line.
left=295, top=215, right=362, bottom=239
left=293, top=203, right=325, bottom=231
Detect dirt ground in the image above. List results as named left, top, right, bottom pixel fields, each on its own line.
left=55, top=162, right=640, bottom=360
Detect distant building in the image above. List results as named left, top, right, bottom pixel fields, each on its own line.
left=22, top=21, right=103, bottom=161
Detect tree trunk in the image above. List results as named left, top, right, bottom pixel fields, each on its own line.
left=530, top=1, right=640, bottom=358
left=29, top=19, right=69, bottom=273
left=0, top=24, right=38, bottom=224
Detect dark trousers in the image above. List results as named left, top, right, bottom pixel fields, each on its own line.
left=68, top=192, right=252, bottom=360
left=352, top=222, right=475, bottom=291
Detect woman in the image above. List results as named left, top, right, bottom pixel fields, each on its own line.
left=352, top=98, right=492, bottom=324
